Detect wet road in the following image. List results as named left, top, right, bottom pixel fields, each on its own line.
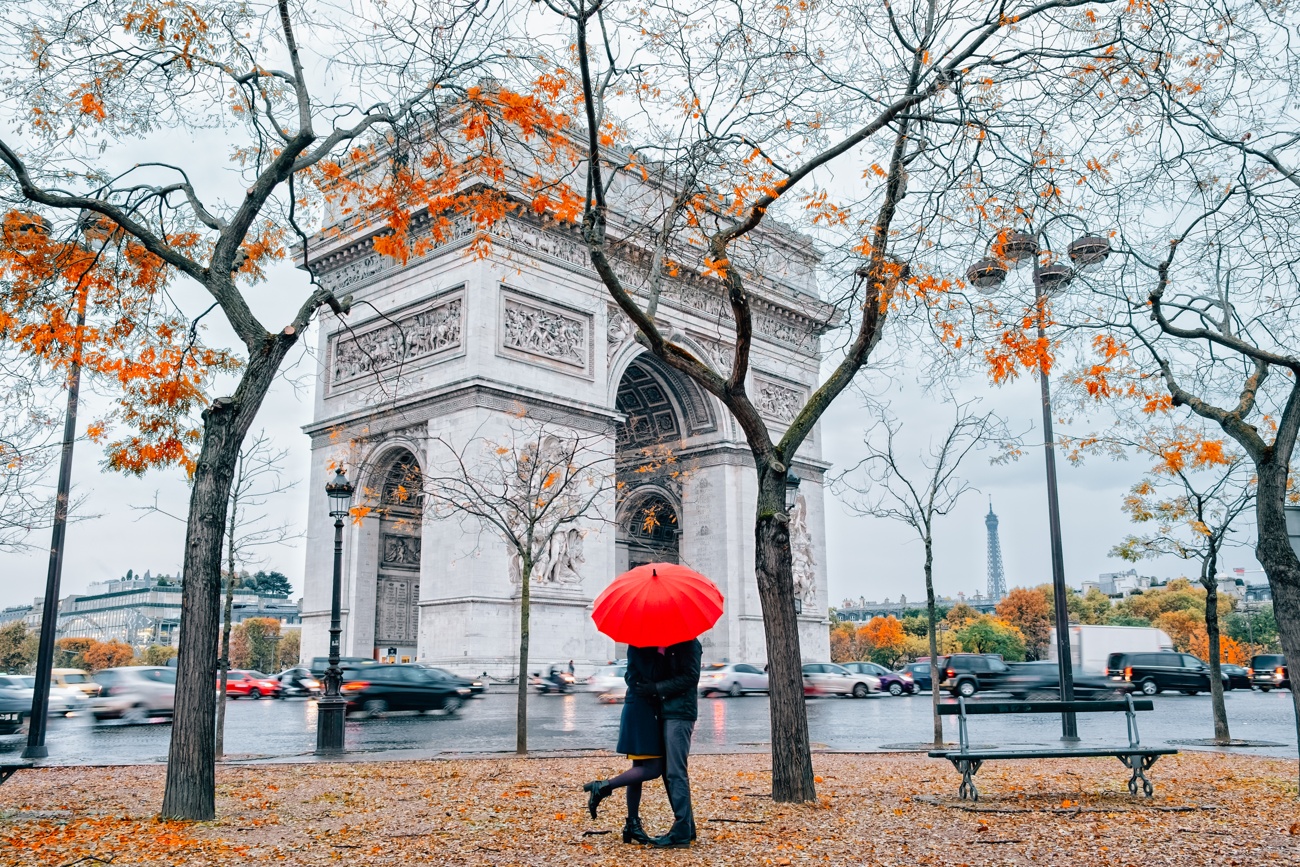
left=2, top=687, right=1295, bottom=766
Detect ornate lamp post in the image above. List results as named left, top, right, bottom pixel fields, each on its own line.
left=967, top=226, right=1110, bottom=741
left=316, top=465, right=354, bottom=754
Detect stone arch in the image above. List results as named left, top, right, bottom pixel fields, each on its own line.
left=366, top=446, right=423, bottom=663
left=608, top=348, right=718, bottom=438
left=617, top=485, right=681, bottom=570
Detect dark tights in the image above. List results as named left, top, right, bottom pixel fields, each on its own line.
left=602, top=758, right=664, bottom=818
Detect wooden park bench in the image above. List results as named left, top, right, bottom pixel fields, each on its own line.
left=928, top=695, right=1177, bottom=801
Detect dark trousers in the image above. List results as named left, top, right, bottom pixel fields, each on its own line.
left=663, top=718, right=696, bottom=840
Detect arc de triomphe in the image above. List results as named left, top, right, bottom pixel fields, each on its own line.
left=299, top=196, right=833, bottom=675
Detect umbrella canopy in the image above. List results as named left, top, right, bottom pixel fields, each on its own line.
left=592, top=563, right=724, bottom=647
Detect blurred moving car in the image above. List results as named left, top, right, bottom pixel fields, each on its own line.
left=341, top=664, right=469, bottom=716
left=585, top=663, right=627, bottom=695
left=276, top=667, right=322, bottom=698
left=309, top=656, right=379, bottom=677
left=1000, top=661, right=1135, bottom=700
left=1106, top=651, right=1227, bottom=695
left=1, top=675, right=87, bottom=716
left=92, top=667, right=175, bottom=723
left=699, top=663, right=769, bottom=697
left=937, top=654, right=1012, bottom=697
left=801, top=663, right=879, bottom=698
left=1248, top=654, right=1289, bottom=691
left=223, top=670, right=282, bottom=699
left=414, top=665, right=487, bottom=695
left=0, top=689, right=26, bottom=735
left=52, top=668, right=102, bottom=698
left=842, top=662, right=915, bottom=696
left=1220, top=664, right=1252, bottom=691
left=903, top=661, right=933, bottom=692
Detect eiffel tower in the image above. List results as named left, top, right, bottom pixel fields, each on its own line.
left=985, top=499, right=1007, bottom=601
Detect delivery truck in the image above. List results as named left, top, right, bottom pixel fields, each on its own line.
left=1048, top=624, right=1174, bottom=675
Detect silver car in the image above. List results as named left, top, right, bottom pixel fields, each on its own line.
left=91, top=666, right=176, bottom=723
left=699, top=663, right=769, bottom=697
left=0, top=675, right=86, bottom=716
left=802, top=662, right=880, bottom=698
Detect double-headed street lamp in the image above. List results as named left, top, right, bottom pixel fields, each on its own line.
left=967, top=226, right=1111, bottom=742
left=316, top=465, right=354, bottom=754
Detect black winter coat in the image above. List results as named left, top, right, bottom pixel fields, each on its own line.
left=616, top=646, right=667, bottom=756
left=653, top=640, right=702, bottom=721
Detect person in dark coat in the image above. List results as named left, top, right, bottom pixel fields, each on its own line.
left=582, top=646, right=667, bottom=844
left=631, top=638, right=701, bottom=848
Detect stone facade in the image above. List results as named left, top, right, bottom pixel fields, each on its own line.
left=300, top=201, right=833, bottom=676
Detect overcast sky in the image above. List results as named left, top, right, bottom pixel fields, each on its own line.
left=2, top=255, right=1263, bottom=613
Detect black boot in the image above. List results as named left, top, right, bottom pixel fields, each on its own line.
left=582, top=780, right=610, bottom=819
left=622, top=817, right=653, bottom=844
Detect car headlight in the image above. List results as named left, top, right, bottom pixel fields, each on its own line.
left=457, top=688, right=471, bottom=695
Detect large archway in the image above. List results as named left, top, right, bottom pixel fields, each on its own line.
left=373, top=449, right=423, bottom=663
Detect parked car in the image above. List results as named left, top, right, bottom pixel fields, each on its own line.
left=52, top=668, right=102, bottom=698
left=413, top=665, right=487, bottom=695
left=903, top=661, right=934, bottom=692
left=937, top=653, right=1012, bottom=697
left=1220, top=664, right=1253, bottom=691
left=999, top=661, right=1135, bottom=700
left=1248, top=654, right=1289, bottom=691
left=1106, top=651, right=1228, bottom=695
left=585, top=663, right=628, bottom=696
left=700, top=663, right=769, bottom=697
left=801, top=663, right=879, bottom=698
left=340, top=664, right=469, bottom=717
left=842, top=662, right=915, bottom=696
left=0, top=675, right=86, bottom=716
left=276, top=667, right=322, bottom=698
left=309, top=656, right=379, bottom=677
left=92, top=666, right=175, bottom=723
left=223, top=670, right=282, bottom=699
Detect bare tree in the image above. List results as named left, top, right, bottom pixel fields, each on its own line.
left=0, top=353, right=60, bottom=550
left=836, top=400, right=1009, bottom=747
left=415, top=415, right=612, bottom=754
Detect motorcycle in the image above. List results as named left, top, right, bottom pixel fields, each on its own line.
left=531, top=669, right=576, bottom=694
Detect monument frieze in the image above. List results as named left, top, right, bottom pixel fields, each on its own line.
left=328, top=291, right=464, bottom=392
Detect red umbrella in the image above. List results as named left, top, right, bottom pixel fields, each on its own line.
left=592, top=563, right=724, bottom=647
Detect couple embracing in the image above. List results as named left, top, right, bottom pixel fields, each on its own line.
left=583, top=639, right=702, bottom=849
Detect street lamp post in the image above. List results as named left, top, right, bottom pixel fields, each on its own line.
left=967, top=227, right=1110, bottom=742
left=316, top=466, right=354, bottom=754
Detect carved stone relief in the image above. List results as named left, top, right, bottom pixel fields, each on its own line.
left=331, top=295, right=463, bottom=390
left=753, top=375, right=806, bottom=424
left=789, top=493, right=817, bottom=604
left=607, top=305, right=634, bottom=362
left=381, top=534, right=422, bottom=569
left=509, top=527, right=585, bottom=585
left=500, top=291, right=591, bottom=373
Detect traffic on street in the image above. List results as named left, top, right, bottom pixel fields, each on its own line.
left=2, top=681, right=1294, bottom=767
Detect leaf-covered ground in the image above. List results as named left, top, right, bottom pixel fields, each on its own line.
left=1, top=752, right=1297, bottom=865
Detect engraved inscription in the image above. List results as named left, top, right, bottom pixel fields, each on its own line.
left=331, top=297, right=462, bottom=387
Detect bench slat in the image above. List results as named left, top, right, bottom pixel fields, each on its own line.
left=929, top=747, right=1177, bottom=760
left=937, top=699, right=1154, bottom=715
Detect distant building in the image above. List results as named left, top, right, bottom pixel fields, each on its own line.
left=54, top=575, right=301, bottom=648
left=835, top=590, right=998, bottom=622
left=1082, top=569, right=1157, bottom=598
left=0, top=601, right=42, bottom=630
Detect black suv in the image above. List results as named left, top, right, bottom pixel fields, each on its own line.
left=937, top=653, right=1011, bottom=697
left=1106, top=651, right=1224, bottom=695
left=1248, top=654, right=1290, bottom=691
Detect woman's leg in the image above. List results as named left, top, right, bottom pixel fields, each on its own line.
left=603, top=757, right=664, bottom=794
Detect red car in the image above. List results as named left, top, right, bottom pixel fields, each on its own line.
left=222, top=670, right=282, bottom=699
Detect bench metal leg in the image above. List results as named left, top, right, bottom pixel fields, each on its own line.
left=1119, top=754, right=1158, bottom=797
left=949, top=758, right=983, bottom=801
left=0, top=767, right=21, bottom=786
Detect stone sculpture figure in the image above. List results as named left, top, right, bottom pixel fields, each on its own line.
left=789, top=493, right=817, bottom=603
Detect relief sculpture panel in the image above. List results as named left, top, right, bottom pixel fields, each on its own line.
left=331, top=294, right=463, bottom=390
left=500, top=291, right=591, bottom=374
left=753, top=375, right=806, bottom=423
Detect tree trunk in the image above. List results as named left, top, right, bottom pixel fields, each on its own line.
left=161, top=337, right=292, bottom=820
left=1201, top=551, right=1230, bottom=744
left=516, top=552, right=532, bottom=756
left=924, top=536, right=942, bottom=747
left=754, top=463, right=816, bottom=802
left=1252, top=456, right=1300, bottom=786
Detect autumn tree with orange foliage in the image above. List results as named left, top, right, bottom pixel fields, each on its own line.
left=996, top=587, right=1053, bottom=660
left=1110, top=425, right=1253, bottom=743
left=0, top=0, right=532, bottom=819
left=534, top=0, right=1132, bottom=800
left=857, top=616, right=908, bottom=668
left=81, top=639, right=135, bottom=672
